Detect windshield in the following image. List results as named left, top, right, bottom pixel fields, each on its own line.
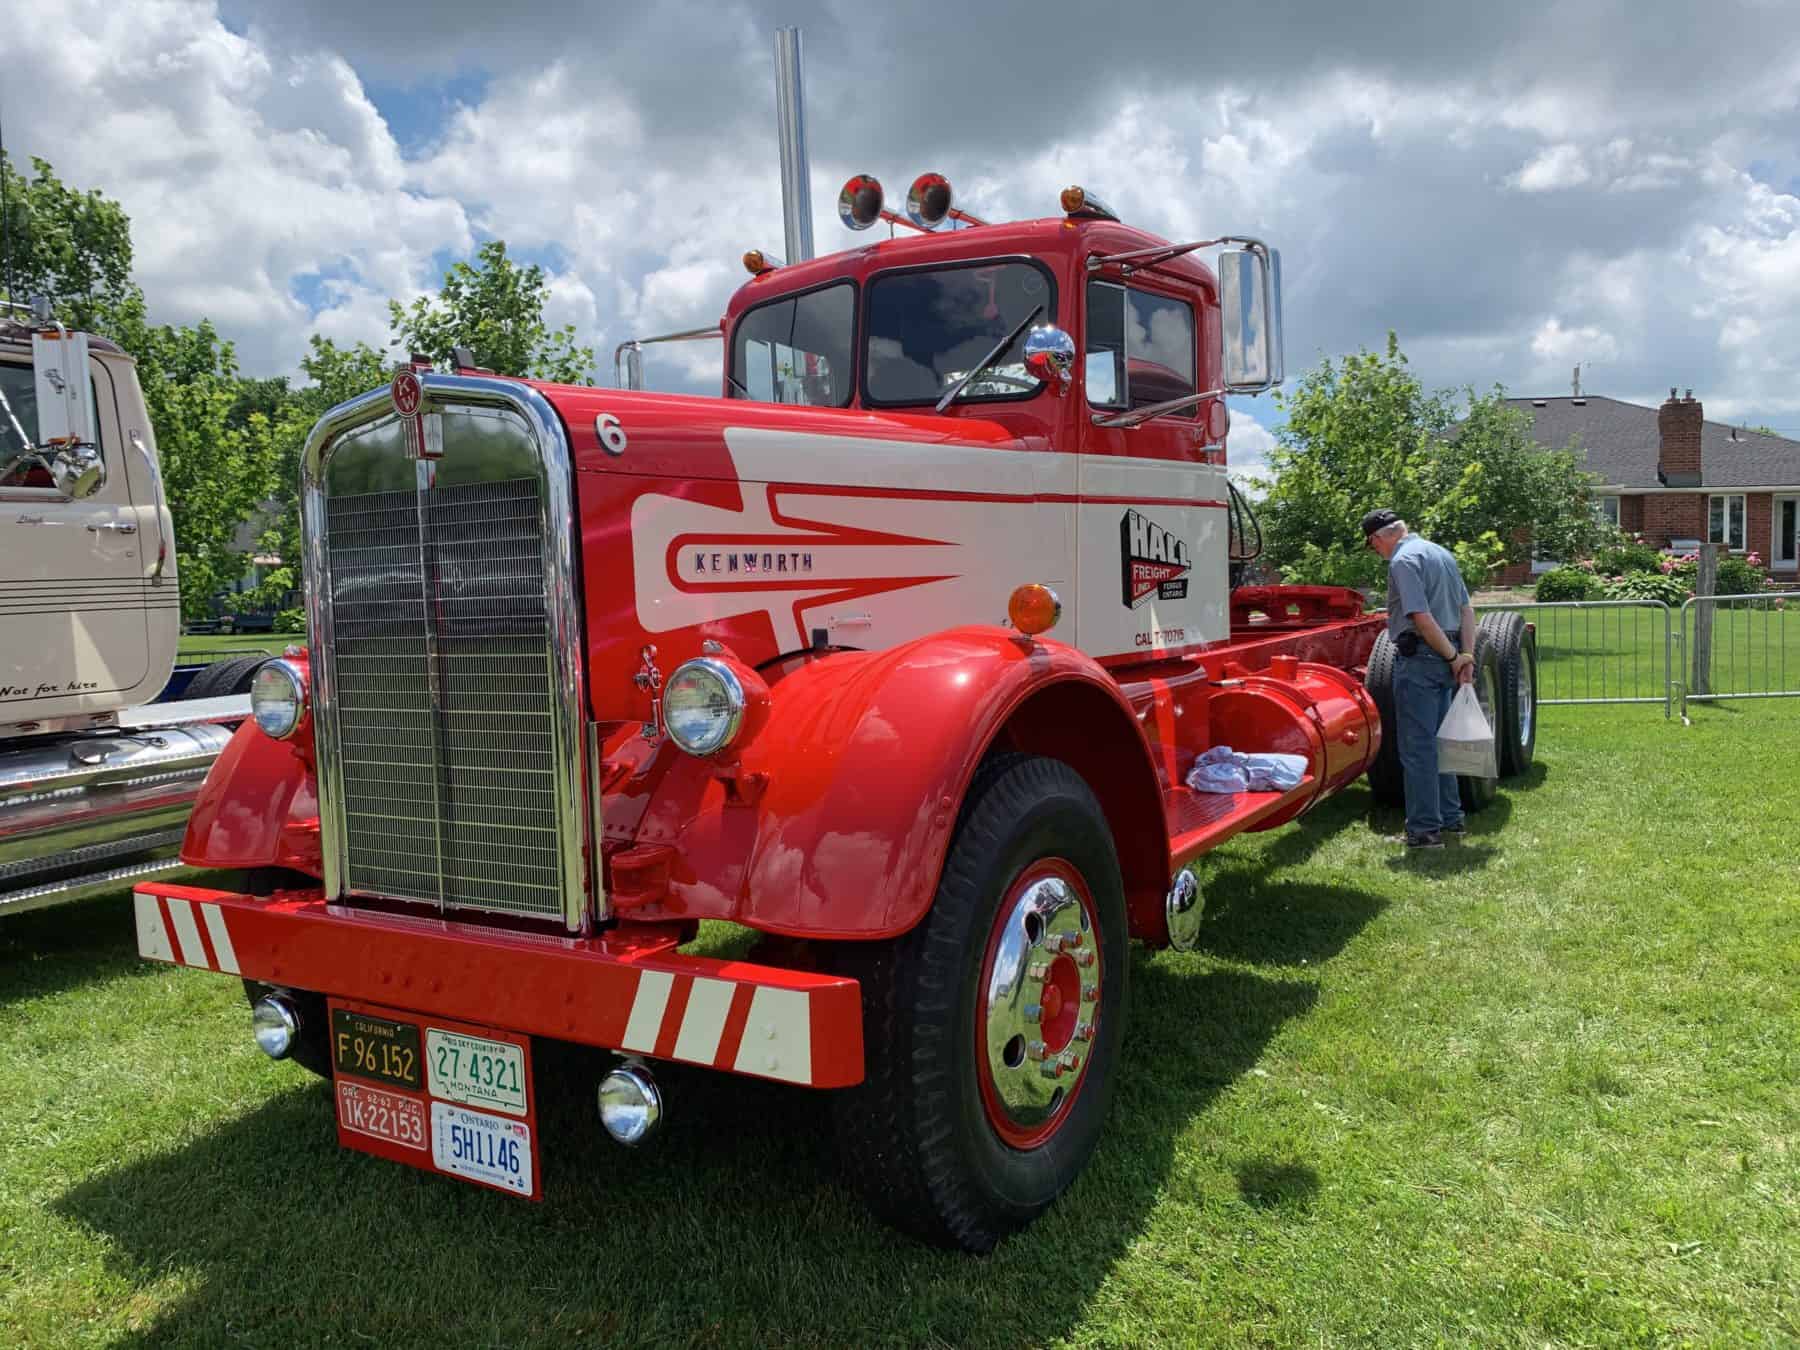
left=729, top=282, right=855, bottom=406
left=864, top=261, right=1056, bottom=406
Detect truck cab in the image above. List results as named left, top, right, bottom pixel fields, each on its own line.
left=1, top=320, right=178, bottom=720
left=1, top=310, right=249, bottom=916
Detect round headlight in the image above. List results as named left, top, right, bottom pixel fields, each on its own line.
left=662, top=657, right=746, bottom=756
left=251, top=993, right=300, bottom=1059
left=250, top=660, right=306, bottom=740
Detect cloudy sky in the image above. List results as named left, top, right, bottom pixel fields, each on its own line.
left=9, top=0, right=1800, bottom=479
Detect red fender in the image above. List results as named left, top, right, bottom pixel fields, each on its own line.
left=616, top=626, right=1170, bottom=940
left=180, top=711, right=322, bottom=876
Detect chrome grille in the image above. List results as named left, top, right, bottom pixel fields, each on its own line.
left=325, top=476, right=563, bottom=919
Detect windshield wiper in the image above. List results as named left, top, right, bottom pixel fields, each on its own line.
left=934, top=303, right=1045, bottom=414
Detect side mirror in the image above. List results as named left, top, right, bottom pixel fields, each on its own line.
left=1219, top=245, right=1284, bottom=392
left=1023, top=325, right=1075, bottom=390
left=32, top=327, right=99, bottom=458
left=48, top=442, right=105, bottom=498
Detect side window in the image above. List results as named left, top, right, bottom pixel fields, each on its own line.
left=1085, top=281, right=1198, bottom=418
left=0, top=361, right=51, bottom=489
left=731, top=283, right=855, bottom=407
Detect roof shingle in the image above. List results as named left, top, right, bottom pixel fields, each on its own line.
left=1503, top=395, right=1800, bottom=489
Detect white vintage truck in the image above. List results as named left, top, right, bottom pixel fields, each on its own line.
left=1, top=302, right=260, bottom=916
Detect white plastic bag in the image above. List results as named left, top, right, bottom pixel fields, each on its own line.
left=1437, top=683, right=1497, bottom=779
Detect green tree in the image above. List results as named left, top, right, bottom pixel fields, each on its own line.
left=105, top=297, right=282, bottom=619
left=388, top=239, right=594, bottom=383
left=1252, top=334, right=1609, bottom=596
left=0, top=151, right=138, bottom=331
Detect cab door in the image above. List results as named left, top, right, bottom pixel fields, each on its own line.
left=0, top=351, right=159, bottom=723
left=1074, top=276, right=1231, bottom=661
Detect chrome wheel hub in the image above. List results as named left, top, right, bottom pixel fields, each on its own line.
left=981, top=873, right=1098, bottom=1140
left=1518, top=654, right=1534, bottom=746
left=1165, top=869, right=1203, bottom=950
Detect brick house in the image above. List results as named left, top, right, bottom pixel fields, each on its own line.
left=1494, top=389, right=1800, bottom=584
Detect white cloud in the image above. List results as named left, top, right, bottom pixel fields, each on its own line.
left=1531, top=317, right=1619, bottom=364
left=1226, top=409, right=1278, bottom=486
left=1511, top=144, right=1592, bottom=192
left=5, top=0, right=1800, bottom=434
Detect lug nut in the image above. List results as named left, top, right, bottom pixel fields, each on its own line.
left=1024, top=1004, right=1042, bottom=1024
left=1074, top=950, right=1096, bottom=968
left=1025, top=1039, right=1047, bottom=1061
left=1082, top=984, right=1099, bottom=1003
left=1074, top=1022, right=1095, bottom=1042
left=1058, top=1051, right=1079, bottom=1071
left=1044, top=934, right=1065, bottom=953
left=1028, top=962, right=1049, bottom=981
left=1065, top=931, right=1083, bottom=949
left=1040, top=1061, right=1066, bottom=1079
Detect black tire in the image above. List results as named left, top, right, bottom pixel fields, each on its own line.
left=185, top=653, right=268, bottom=700
left=831, top=754, right=1128, bottom=1252
left=1457, top=635, right=1502, bottom=814
left=1479, top=612, right=1537, bottom=779
left=1361, top=632, right=1405, bottom=807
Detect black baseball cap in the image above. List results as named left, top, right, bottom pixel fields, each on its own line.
left=1360, top=508, right=1401, bottom=539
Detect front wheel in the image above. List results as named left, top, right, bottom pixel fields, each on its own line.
left=831, top=754, right=1128, bottom=1252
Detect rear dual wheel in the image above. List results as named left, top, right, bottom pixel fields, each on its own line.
left=832, top=754, right=1127, bottom=1252
left=1479, top=611, right=1538, bottom=778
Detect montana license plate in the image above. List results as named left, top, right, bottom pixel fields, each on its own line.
left=328, top=999, right=541, bottom=1201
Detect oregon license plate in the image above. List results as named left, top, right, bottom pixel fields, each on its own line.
left=328, top=999, right=540, bottom=1201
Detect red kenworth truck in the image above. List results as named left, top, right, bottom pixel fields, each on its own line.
left=132, top=176, right=1537, bottom=1251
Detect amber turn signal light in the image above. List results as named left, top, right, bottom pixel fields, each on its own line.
left=1008, top=583, right=1062, bottom=636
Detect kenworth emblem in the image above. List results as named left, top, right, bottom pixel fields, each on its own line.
left=1119, top=509, right=1190, bottom=608
left=391, top=368, right=423, bottom=418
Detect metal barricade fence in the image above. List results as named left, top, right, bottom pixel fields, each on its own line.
left=1474, top=599, right=1675, bottom=716
left=1678, top=591, right=1800, bottom=720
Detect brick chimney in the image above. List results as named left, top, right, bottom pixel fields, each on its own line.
left=1658, top=387, right=1703, bottom=486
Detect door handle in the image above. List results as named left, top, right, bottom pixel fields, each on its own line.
left=85, top=520, right=138, bottom=535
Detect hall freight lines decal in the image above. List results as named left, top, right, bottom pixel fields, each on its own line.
left=1119, top=509, right=1191, bottom=608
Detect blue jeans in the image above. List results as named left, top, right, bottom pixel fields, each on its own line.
left=1393, top=652, right=1464, bottom=836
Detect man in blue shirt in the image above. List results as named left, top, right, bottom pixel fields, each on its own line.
left=1362, top=509, right=1476, bottom=849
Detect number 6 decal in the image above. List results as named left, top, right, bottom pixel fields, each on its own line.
left=595, top=412, right=628, bottom=455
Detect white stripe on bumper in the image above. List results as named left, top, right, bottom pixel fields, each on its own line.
left=134, top=891, right=175, bottom=963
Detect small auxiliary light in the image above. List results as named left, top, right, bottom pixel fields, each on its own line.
left=1008, top=583, right=1062, bottom=636
left=742, top=249, right=780, bottom=276
left=1060, top=185, right=1121, bottom=222
left=598, top=1063, right=664, bottom=1145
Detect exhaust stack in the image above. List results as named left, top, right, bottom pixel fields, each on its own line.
left=774, top=27, right=815, bottom=263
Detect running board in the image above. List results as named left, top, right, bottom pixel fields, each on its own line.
left=1165, top=775, right=1315, bottom=869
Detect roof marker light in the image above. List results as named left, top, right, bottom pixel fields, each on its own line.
left=1060, top=186, right=1120, bottom=222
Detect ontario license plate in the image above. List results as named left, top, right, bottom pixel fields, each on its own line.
left=431, top=1102, right=534, bottom=1195
left=328, top=999, right=540, bottom=1201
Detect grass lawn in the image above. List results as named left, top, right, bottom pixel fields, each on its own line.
left=3, top=704, right=1796, bottom=1346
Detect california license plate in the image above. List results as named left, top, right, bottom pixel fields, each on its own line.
left=328, top=999, right=540, bottom=1201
